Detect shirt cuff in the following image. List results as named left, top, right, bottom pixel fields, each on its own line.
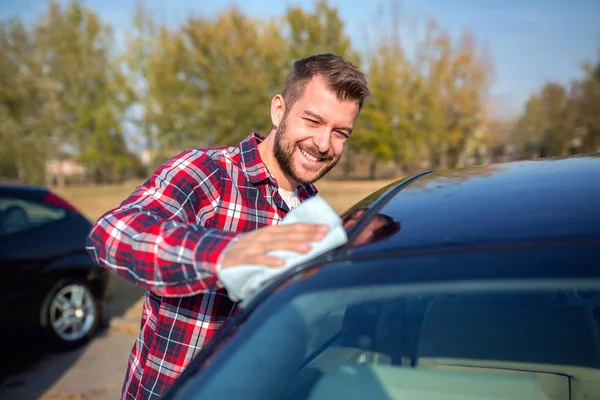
left=193, top=229, right=240, bottom=275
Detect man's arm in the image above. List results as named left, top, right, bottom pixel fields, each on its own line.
left=85, top=149, right=237, bottom=297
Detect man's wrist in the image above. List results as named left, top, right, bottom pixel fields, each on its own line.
left=214, top=233, right=242, bottom=272
left=192, top=230, right=239, bottom=275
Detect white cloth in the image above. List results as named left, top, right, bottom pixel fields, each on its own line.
left=217, top=195, right=348, bottom=303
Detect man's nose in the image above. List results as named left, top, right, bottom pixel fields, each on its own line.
left=312, top=130, right=332, bottom=154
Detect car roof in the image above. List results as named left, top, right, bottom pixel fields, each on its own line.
left=0, top=183, right=53, bottom=204
left=343, top=154, right=600, bottom=257
left=0, top=183, right=50, bottom=194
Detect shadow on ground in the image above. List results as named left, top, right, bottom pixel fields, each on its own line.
left=0, top=329, right=106, bottom=399
left=103, top=274, right=146, bottom=322
left=0, top=275, right=145, bottom=399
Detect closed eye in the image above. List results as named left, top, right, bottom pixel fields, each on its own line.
left=304, top=118, right=319, bottom=126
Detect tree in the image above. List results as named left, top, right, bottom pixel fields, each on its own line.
left=571, top=46, right=600, bottom=153
left=126, top=5, right=288, bottom=156
left=2, top=0, right=510, bottom=184
left=284, top=0, right=359, bottom=64
left=512, top=43, right=600, bottom=160
left=122, top=2, right=161, bottom=173
left=353, top=40, right=422, bottom=178
left=0, top=18, right=58, bottom=184
left=416, top=22, right=494, bottom=169
left=35, top=0, right=135, bottom=184
left=512, top=82, right=575, bottom=159
left=179, top=8, right=287, bottom=147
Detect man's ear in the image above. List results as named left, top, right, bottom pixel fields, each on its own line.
left=270, top=94, right=286, bottom=129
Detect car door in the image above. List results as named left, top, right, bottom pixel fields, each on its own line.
left=0, top=195, right=69, bottom=318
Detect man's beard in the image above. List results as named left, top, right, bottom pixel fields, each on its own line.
left=273, top=115, right=339, bottom=186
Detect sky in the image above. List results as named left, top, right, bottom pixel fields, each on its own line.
left=1, top=0, right=599, bottom=122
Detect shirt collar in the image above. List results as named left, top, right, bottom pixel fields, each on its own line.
left=236, top=132, right=318, bottom=200
left=237, top=132, right=271, bottom=184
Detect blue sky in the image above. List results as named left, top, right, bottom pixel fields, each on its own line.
left=1, top=0, right=599, bottom=121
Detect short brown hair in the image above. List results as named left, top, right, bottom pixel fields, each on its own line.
left=280, top=53, right=370, bottom=112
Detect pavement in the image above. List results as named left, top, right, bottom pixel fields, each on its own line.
left=0, top=283, right=145, bottom=400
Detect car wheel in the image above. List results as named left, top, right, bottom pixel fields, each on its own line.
left=40, top=278, right=101, bottom=350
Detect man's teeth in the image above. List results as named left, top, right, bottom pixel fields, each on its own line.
left=300, top=148, right=320, bottom=162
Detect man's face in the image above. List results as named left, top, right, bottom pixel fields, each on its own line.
left=273, top=76, right=360, bottom=185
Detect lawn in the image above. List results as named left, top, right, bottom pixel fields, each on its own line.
left=55, top=178, right=397, bottom=222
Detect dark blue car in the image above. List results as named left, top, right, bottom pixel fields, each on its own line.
left=165, top=155, right=600, bottom=400
left=0, top=184, right=110, bottom=349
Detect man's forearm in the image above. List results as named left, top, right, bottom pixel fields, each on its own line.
left=86, top=205, right=238, bottom=297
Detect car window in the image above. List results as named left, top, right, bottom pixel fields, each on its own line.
left=0, top=197, right=67, bottom=236
left=173, top=279, right=600, bottom=400
left=305, top=306, right=346, bottom=353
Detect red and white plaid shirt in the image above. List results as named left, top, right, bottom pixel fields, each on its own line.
left=86, top=133, right=317, bottom=399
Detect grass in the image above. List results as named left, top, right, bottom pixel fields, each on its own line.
left=55, top=178, right=397, bottom=222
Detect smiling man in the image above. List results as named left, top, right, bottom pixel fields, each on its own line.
left=86, top=53, right=370, bottom=400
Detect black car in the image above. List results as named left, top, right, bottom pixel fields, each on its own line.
left=0, top=184, right=110, bottom=349
left=165, top=155, right=600, bottom=400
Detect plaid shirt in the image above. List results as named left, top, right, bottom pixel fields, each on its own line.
left=86, top=133, right=317, bottom=399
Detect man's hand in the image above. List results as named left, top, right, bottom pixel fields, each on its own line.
left=219, top=223, right=329, bottom=269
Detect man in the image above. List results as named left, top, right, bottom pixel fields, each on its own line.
left=86, top=53, right=370, bottom=399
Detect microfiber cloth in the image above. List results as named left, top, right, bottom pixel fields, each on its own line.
left=217, top=195, right=348, bottom=303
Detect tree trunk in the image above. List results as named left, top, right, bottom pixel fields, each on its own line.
left=55, top=155, right=66, bottom=188
left=394, top=160, right=406, bottom=178
left=438, top=142, right=449, bottom=170
left=56, top=165, right=65, bottom=188
left=342, top=149, right=354, bottom=179
left=455, top=144, right=470, bottom=169
left=439, top=152, right=448, bottom=170
left=369, top=160, right=377, bottom=180
left=14, top=139, right=26, bottom=183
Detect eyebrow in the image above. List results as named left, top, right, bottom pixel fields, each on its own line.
left=302, top=110, right=353, bottom=135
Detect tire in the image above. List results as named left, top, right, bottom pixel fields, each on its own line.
left=40, top=278, right=101, bottom=350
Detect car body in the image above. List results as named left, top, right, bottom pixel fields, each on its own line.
left=162, top=154, right=600, bottom=400
left=0, top=184, right=110, bottom=349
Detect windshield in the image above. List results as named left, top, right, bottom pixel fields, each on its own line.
left=172, top=277, right=600, bottom=400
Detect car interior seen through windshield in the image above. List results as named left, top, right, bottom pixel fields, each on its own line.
left=175, top=279, right=600, bottom=400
